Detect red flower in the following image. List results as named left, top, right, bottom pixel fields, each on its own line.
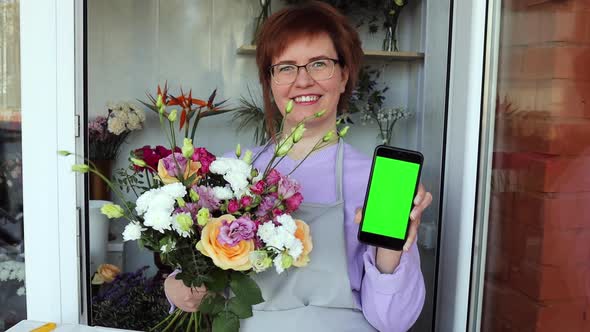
left=133, top=145, right=179, bottom=173
left=272, top=208, right=284, bottom=217
left=284, top=192, right=303, bottom=212
left=192, top=147, right=216, bottom=175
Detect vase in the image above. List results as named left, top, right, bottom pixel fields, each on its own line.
left=382, top=11, right=401, bottom=52
left=88, top=200, right=112, bottom=274
left=89, top=159, right=112, bottom=200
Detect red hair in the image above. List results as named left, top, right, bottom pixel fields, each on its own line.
left=255, top=1, right=363, bottom=137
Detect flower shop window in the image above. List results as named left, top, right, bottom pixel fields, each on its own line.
left=84, top=1, right=451, bottom=331
left=0, top=0, right=25, bottom=330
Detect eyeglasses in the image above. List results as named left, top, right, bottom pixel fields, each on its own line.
left=269, top=58, right=340, bottom=85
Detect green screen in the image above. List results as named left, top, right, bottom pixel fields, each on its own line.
left=361, top=156, right=420, bottom=239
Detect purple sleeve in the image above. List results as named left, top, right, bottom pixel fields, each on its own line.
left=342, top=144, right=425, bottom=332
left=359, top=244, right=426, bottom=332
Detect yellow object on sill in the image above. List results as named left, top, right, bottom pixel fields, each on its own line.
left=30, top=322, right=56, bottom=332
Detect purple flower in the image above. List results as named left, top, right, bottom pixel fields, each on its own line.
left=255, top=194, right=277, bottom=217
left=217, top=216, right=257, bottom=246
left=160, top=153, right=187, bottom=177
left=193, top=185, right=220, bottom=210
left=174, top=202, right=200, bottom=220
left=277, top=175, right=300, bottom=199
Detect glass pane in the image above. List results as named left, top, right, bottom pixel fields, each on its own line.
left=86, top=1, right=449, bottom=331
left=481, top=1, right=590, bottom=331
left=0, top=0, right=25, bottom=331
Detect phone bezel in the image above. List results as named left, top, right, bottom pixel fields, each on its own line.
left=357, top=145, right=424, bottom=251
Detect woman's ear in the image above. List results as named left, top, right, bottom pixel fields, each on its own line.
left=340, top=67, right=349, bottom=94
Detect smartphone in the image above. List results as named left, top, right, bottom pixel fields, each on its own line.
left=357, top=145, right=424, bottom=251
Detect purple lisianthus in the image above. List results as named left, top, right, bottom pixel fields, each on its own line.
left=255, top=194, right=277, bottom=217
left=277, top=175, right=300, bottom=199
left=174, top=202, right=200, bottom=220
left=192, top=185, right=221, bottom=210
left=160, top=153, right=188, bottom=177
left=217, top=216, right=257, bottom=247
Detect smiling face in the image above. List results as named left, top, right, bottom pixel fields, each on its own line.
left=270, top=33, right=349, bottom=130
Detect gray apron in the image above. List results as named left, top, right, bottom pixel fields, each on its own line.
left=241, top=140, right=377, bottom=331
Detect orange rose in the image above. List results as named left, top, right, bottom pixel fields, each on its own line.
left=157, top=158, right=201, bottom=185
left=93, top=263, right=121, bottom=284
left=196, top=215, right=254, bottom=271
left=293, top=219, right=313, bottom=267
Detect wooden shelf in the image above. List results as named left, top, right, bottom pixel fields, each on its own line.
left=237, top=45, right=424, bottom=61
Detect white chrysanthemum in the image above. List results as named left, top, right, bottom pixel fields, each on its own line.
left=273, top=254, right=285, bottom=274
left=143, top=209, right=172, bottom=233
left=212, top=186, right=234, bottom=200
left=122, top=221, right=146, bottom=241
left=161, top=182, right=187, bottom=199
left=224, top=171, right=250, bottom=198
left=257, top=222, right=276, bottom=246
left=135, top=189, right=157, bottom=215
left=285, top=236, right=303, bottom=260
left=276, top=214, right=296, bottom=234
left=210, top=158, right=252, bottom=197
left=16, top=286, right=25, bottom=296
left=149, top=192, right=176, bottom=214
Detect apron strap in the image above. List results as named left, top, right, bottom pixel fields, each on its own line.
left=336, top=139, right=344, bottom=202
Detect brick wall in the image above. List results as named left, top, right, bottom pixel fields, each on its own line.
left=482, top=0, right=590, bottom=331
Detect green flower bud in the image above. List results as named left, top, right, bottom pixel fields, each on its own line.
left=71, top=164, right=90, bottom=173
left=243, top=150, right=253, bottom=165
left=285, top=99, right=294, bottom=114
left=130, top=157, right=147, bottom=168
left=58, top=150, right=72, bottom=156
left=175, top=214, right=193, bottom=232
left=322, top=130, right=335, bottom=142
left=394, top=0, right=405, bottom=6
left=156, top=94, right=163, bottom=108
left=337, top=126, right=350, bottom=138
left=275, top=138, right=294, bottom=157
left=292, top=124, right=306, bottom=143
left=168, top=109, right=177, bottom=122
left=281, top=253, right=293, bottom=269
left=190, top=189, right=200, bottom=202
left=100, top=204, right=124, bottom=219
left=182, top=138, right=194, bottom=159
left=197, top=208, right=210, bottom=226
left=314, top=109, right=326, bottom=118
left=176, top=197, right=186, bottom=207
left=250, top=167, right=259, bottom=179
left=235, top=143, right=242, bottom=158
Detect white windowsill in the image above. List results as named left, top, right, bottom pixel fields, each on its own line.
left=7, top=321, right=138, bottom=332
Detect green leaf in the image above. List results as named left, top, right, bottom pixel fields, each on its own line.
left=204, top=269, right=229, bottom=293
left=199, top=294, right=225, bottom=315
left=227, top=297, right=253, bottom=319
left=212, top=311, right=240, bottom=332
left=229, top=272, right=264, bottom=305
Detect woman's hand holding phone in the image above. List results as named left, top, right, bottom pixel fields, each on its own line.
left=355, top=184, right=432, bottom=273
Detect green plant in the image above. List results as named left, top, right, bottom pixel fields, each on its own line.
left=232, top=86, right=280, bottom=145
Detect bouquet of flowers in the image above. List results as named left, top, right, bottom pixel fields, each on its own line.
left=88, top=102, right=146, bottom=160
left=63, top=84, right=348, bottom=332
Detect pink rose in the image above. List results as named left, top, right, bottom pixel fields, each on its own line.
left=266, top=169, right=281, bottom=186
left=192, top=147, right=216, bottom=175
left=240, top=196, right=253, bottom=207
left=227, top=199, right=240, bottom=214
left=284, top=192, right=303, bottom=212
left=250, top=180, right=266, bottom=195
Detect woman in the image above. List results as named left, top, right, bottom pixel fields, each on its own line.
left=165, top=2, right=433, bottom=331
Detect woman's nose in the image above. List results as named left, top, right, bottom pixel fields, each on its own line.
left=293, top=67, right=315, bottom=88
